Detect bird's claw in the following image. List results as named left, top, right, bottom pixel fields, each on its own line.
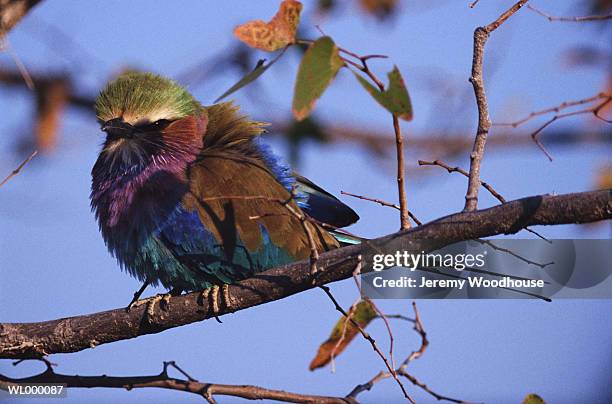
left=199, top=284, right=232, bottom=316
left=222, top=284, right=232, bottom=309
left=128, top=293, right=172, bottom=322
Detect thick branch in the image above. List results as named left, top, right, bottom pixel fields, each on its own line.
left=0, top=190, right=609, bottom=359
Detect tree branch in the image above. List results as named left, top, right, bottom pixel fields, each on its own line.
left=528, top=97, right=611, bottom=161
left=0, top=189, right=609, bottom=359
left=341, top=191, right=423, bottom=226
left=348, top=303, right=471, bottom=403
left=339, top=46, right=411, bottom=230
left=0, top=150, right=37, bottom=189
left=418, top=159, right=555, bottom=241
left=493, top=92, right=610, bottom=128
left=464, top=0, right=529, bottom=211
left=527, top=4, right=612, bottom=22
left=0, top=361, right=353, bottom=404
left=320, top=286, right=413, bottom=402
left=392, top=114, right=411, bottom=230
left=419, top=159, right=505, bottom=203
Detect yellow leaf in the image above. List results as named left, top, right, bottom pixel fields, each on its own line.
left=234, top=0, right=303, bottom=52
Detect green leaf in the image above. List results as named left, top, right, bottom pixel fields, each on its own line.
left=292, top=36, right=343, bottom=121
left=215, top=49, right=287, bottom=103
left=309, top=300, right=377, bottom=370
left=353, top=65, right=413, bottom=121
left=522, top=394, right=546, bottom=404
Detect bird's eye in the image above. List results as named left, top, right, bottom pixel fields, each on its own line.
left=151, top=119, right=170, bottom=128
left=138, top=119, right=171, bottom=132
left=154, top=119, right=170, bottom=127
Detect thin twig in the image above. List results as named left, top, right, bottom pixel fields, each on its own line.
left=352, top=53, right=411, bottom=230
left=164, top=360, right=196, bottom=381
left=329, top=300, right=358, bottom=373
left=378, top=314, right=416, bottom=323
left=350, top=258, right=397, bottom=370
left=492, top=92, right=611, bottom=161
left=2, top=38, right=34, bottom=90
left=527, top=4, right=612, bottom=22
left=366, top=299, right=396, bottom=368
left=418, top=159, right=505, bottom=203
left=346, top=371, right=389, bottom=399
left=400, top=302, right=428, bottom=368
left=493, top=93, right=610, bottom=128
left=341, top=191, right=422, bottom=226
left=329, top=259, right=367, bottom=372
left=305, top=35, right=411, bottom=230
left=464, top=0, right=529, bottom=211
left=347, top=303, right=470, bottom=403
left=320, top=285, right=414, bottom=403
left=398, top=370, right=467, bottom=404
left=296, top=39, right=388, bottom=64
left=529, top=97, right=612, bottom=161
left=396, top=304, right=471, bottom=403
left=393, top=115, right=410, bottom=230
left=0, top=150, right=38, bottom=189
left=475, top=239, right=554, bottom=269
left=418, top=159, right=550, bottom=241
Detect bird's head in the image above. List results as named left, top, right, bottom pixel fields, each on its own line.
left=94, top=72, right=206, bottom=171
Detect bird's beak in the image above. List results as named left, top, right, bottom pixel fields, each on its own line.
left=101, top=118, right=136, bottom=139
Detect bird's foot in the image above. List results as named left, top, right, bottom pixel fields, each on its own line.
left=128, top=292, right=172, bottom=322
left=199, top=284, right=232, bottom=316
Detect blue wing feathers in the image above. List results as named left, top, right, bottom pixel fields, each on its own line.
left=139, top=206, right=295, bottom=291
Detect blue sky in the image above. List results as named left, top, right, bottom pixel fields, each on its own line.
left=1, top=1, right=610, bottom=402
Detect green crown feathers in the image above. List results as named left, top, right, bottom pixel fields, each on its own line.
left=95, top=72, right=200, bottom=124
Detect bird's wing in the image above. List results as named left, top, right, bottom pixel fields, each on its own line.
left=293, top=174, right=360, bottom=229
left=181, top=151, right=339, bottom=262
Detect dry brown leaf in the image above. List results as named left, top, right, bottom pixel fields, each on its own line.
left=309, top=300, right=377, bottom=371
left=234, top=0, right=303, bottom=52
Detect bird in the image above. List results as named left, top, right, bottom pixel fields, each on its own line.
left=91, top=72, right=359, bottom=314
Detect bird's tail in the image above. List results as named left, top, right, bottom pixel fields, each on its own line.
left=330, top=230, right=364, bottom=246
